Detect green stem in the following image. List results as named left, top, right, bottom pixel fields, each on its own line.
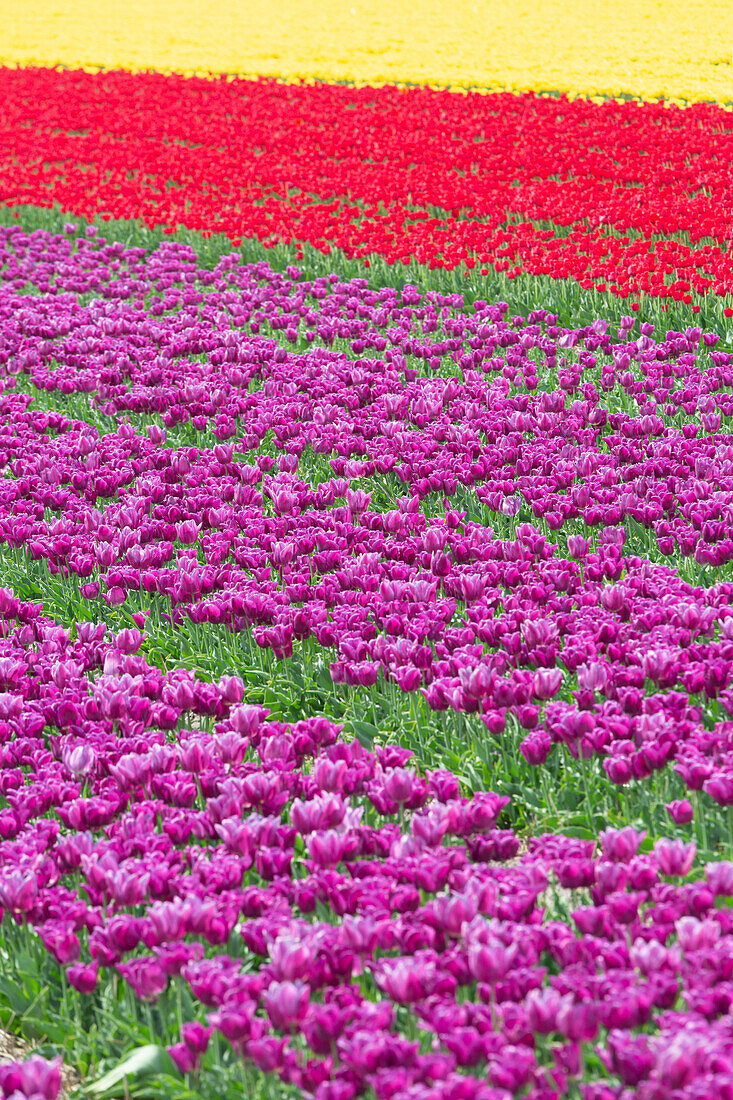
left=577, top=747, right=595, bottom=830
left=693, top=790, right=708, bottom=852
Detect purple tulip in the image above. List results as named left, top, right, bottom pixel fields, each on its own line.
left=705, top=861, right=733, bottom=896
left=0, top=1056, right=62, bottom=1100
left=307, top=830, right=350, bottom=867
left=66, top=962, right=99, bottom=994
left=268, top=931, right=320, bottom=981
left=556, top=998, right=599, bottom=1042
left=654, top=838, right=697, bottom=877
left=705, top=774, right=733, bottom=805
left=62, top=744, right=95, bottom=777
left=244, top=1036, right=288, bottom=1074
left=374, top=958, right=436, bottom=1004
left=117, top=957, right=168, bottom=1002
left=664, top=799, right=694, bottom=825
left=525, top=987, right=569, bottom=1034
left=599, top=827, right=646, bottom=862
left=0, top=872, right=37, bottom=913
left=180, top=1021, right=212, bottom=1056
left=4, top=225, right=733, bottom=1099
left=263, top=980, right=310, bottom=1031
left=467, top=937, right=517, bottom=983
left=382, top=767, right=419, bottom=806
left=520, top=731, right=552, bottom=766
left=567, top=535, right=589, bottom=559
left=533, top=668, right=563, bottom=700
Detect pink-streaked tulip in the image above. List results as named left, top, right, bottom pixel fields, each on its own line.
left=263, top=980, right=310, bottom=1031
left=533, top=668, right=563, bottom=700
left=599, top=827, right=646, bottom=862
left=62, top=744, right=95, bottom=777
left=654, top=838, right=697, bottom=877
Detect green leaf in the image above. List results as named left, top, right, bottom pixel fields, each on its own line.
left=125, top=1077, right=202, bottom=1100
left=315, top=665, right=333, bottom=691
left=16, top=949, right=40, bottom=980
left=457, top=765, right=484, bottom=792
left=513, top=788, right=546, bottom=809
left=19, top=1016, right=65, bottom=1043
left=289, top=663, right=305, bottom=690
left=0, top=976, right=32, bottom=1015
left=561, top=825, right=596, bottom=840
left=350, top=719, right=380, bottom=743
left=262, top=688, right=285, bottom=707
left=439, top=751, right=463, bottom=771
left=87, top=1045, right=181, bottom=1097
left=243, top=668, right=270, bottom=685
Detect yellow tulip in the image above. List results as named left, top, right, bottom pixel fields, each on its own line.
left=2, top=0, right=732, bottom=106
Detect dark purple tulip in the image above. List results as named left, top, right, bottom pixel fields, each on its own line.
left=520, top=731, right=552, bottom=766
left=66, top=962, right=99, bottom=994
left=556, top=999, right=598, bottom=1042
left=705, top=773, right=733, bottom=805
left=665, top=799, right=694, bottom=825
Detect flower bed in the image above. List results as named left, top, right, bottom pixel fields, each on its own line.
left=2, top=13, right=733, bottom=1097
left=2, top=590, right=733, bottom=1099
left=2, top=226, right=733, bottom=819
left=3, top=70, right=733, bottom=298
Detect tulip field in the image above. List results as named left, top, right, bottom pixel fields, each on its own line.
left=5, top=4, right=733, bottom=1099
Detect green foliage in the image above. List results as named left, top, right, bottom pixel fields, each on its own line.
left=87, top=1046, right=180, bottom=1098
